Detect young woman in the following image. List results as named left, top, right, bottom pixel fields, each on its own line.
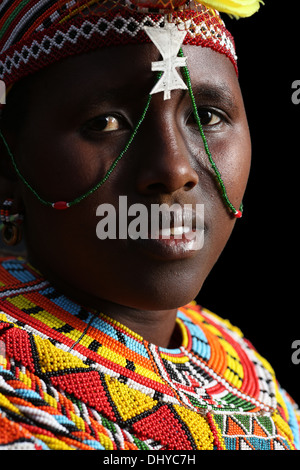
left=0, top=0, right=299, bottom=450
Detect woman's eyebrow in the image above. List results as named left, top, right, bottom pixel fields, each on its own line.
left=81, top=90, right=118, bottom=108
left=77, top=83, right=237, bottom=112
left=194, top=84, right=237, bottom=110
left=76, top=85, right=139, bottom=110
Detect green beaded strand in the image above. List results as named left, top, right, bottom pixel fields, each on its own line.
left=68, top=92, right=153, bottom=208
left=0, top=60, right=242, bottom=217
left=0, top=128, right=53, bottom=207
left=179, top=48, right=242, bottom=217
left=0, top=92, right=153, bottom=209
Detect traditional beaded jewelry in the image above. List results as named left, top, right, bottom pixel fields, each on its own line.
left=179, top=48, right=243, bottom=218
left=0, top=1, right=238, bottom=90
left=0, top=93, right=153, bottom=211
left=0, top=256, right=299, bottom=450
left=0, top=199, right=23, bottom=246
left=0, top=199, right=13, bottom=224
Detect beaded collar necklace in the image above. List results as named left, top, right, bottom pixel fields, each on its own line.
left=0, top=256, right=277, bottom=417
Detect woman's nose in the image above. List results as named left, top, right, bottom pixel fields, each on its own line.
left=135, top=103, right=199, bottom=196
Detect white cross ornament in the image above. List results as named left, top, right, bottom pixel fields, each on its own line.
left=144, top=20, right=188, bottom=100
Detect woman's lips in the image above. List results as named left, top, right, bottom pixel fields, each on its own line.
left=134, top=207, right=205, bottom=260
left=133, top=227, right=204, bottom=260
left=97, top=198, right=206, bottom=259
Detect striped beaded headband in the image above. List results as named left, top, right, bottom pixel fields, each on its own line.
left=0, top=0, right=238, bottom=90
left=0, top=1, right=261, bottom=217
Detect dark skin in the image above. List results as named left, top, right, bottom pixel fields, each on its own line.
left=0, top=43, right=251, bottom=347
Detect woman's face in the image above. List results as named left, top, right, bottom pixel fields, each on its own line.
left=5, top=43, right=251, bottom=311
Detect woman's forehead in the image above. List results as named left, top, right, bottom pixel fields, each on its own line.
left=28, top=43, right=239, bottom=106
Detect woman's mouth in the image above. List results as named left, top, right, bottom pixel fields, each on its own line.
left=134, top=206, right=205, bottom=260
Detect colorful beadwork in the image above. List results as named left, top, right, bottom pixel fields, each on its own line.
left=0, top=199, right=13, bottom=224
left=0, top=199, right=23, bottom=246
left=0, top=256, right=299, bottom=450
left=0, top=1, right=237, bottom=90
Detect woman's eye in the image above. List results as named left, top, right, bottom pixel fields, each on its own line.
left=189, top=109, right=222, bottom=127
left=86, top=115, right=121, bottom=132
left=199, top=109, right=221, bottom=126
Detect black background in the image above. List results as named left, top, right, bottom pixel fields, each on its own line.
left=197, top=2, right=300, bottom=404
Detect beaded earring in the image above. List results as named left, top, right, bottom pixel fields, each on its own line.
left=0, top=199, right=23, bottom=246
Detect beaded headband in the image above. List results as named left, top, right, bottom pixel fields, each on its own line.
left=0, top=0, right=238, bottom=89
left=0, top=0, right=262, bottom=217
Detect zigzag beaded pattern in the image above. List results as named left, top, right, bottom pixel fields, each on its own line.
left=0, top=2, right=237, bottom=88
left=0, top=257, right=299, bottom=450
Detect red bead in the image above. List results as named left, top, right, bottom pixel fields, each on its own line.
left=52, top=201, right=69, bottom=210
left=233, top=210, right=242, bottom=219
